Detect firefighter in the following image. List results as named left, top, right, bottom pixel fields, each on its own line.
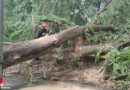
left=37, top=24, right=49, bottom=38
left=36, top=24, right=49, bottom=60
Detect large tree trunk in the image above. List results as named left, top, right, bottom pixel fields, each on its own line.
left=3, top=25, right=114, bottom=69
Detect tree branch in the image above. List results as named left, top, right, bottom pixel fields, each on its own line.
left=48, top=0, right=59, bottom=31
left=90, top=0, right=112, bottom=25
left=110, top=72, right=129, bottom=80
left=32, top=14, right=37, bottom=39
left=115, top=41, right=130, bottom=50
left=38, top=0, right=45, bottom=13
left=39, top=19, right=63, bottom=26
left=124, top=26, right=130, bottom=35
left=51, top=0, right=59, bottom=14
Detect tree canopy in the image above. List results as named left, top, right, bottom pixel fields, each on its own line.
left=4, top=0, right=129, bottom=42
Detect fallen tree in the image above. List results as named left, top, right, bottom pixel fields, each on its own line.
left=3, top=25, right=114, bottom=69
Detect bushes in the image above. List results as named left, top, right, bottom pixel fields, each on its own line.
left=53, top=47, right=64, bottom=63
left=105, top=47, right=130, bottom=86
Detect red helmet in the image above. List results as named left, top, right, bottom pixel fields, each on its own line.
left=41, top=24, right=47, bottom=29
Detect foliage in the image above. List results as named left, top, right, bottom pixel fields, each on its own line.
left=4, top=0, right=107, bottom=42
left=95, top=50, right=101, bottom=64
left=61, top=42, right=68, bottom=49
left=53, top=47, right=64, bottom=63
left=103, top=29, right=130, bottom=43
left=4, top=0, right=130, bottom=42
left=84, top=28, right=100, bottom=43
left=71, top=53, right=80, bottom=62
left=105, top=47, right=130, bottom=86
left=87, top=34, right=100, bottom=43
left=98, top=0, right=130, bottom=26
left=53, top=54, right=63, bottom=63
left=4, top=0, right=74, bottom=42
left=4, top=0, right=35, bottom=42
left=84, top=28, right=94, bottom=33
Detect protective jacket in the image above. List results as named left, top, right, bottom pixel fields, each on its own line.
left=37, top=28, right=49, bottom=38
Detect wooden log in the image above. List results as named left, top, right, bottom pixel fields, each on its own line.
left=109, top=72, right=129, bottom=80
left=75, top=40, right=130, bottom=57
left=75, top=44, right=111, bottom=57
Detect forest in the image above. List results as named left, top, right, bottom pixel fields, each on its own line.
left=2, top=0, right=130, bottom=89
